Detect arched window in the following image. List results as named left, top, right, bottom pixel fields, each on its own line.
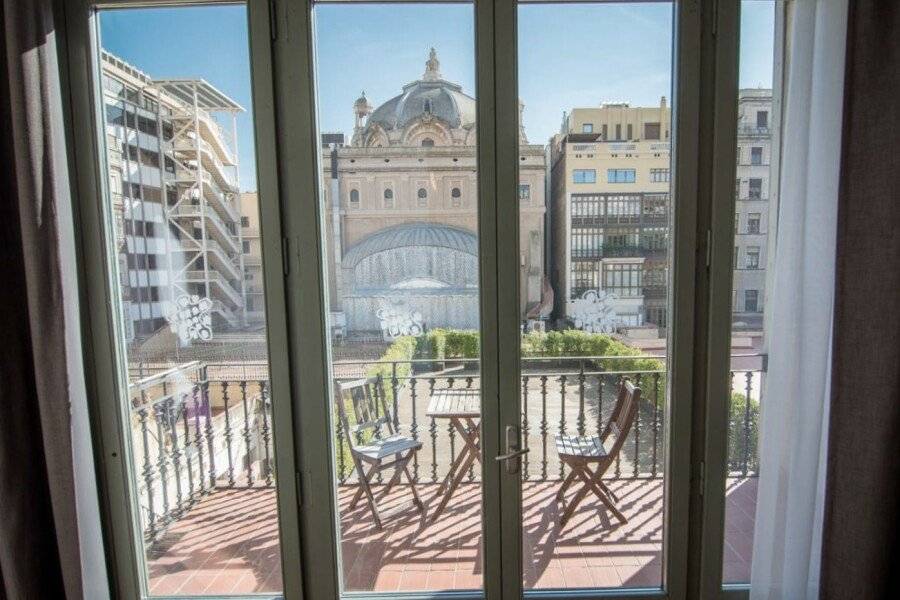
left=349, top=189, right=360, bottom=205
left=421, top=138, right=435, bottom=147
left=424, top=99, right=433, bottom=113
left=417, top=187, right=428, bottom=207
left=383, top=188, right=394, bottom=208
left=451, top=187, right=462, bottom=207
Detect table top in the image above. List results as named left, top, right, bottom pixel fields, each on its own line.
left=426, top=388, right=481, bottom=419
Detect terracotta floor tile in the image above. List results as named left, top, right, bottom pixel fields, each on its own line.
left=146, top=479, right=756, bottom=593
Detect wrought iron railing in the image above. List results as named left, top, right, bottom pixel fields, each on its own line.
left=128, top=355, right=763, bottom=539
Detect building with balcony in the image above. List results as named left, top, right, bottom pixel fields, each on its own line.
left=322, top=49, right=547, bottom=338
left=733, top=88, right=774, bottom=331
left=549, top=99, right=672, bottom=330
left=102, top=51, right=247, bottom=340
left=240, top=192, right=265, bottom=325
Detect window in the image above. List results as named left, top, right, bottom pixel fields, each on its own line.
left=582, top=123, right=593, bottom=133
left=749, top=177, right=762, bottom=199
left=421, top=138, right=434, bottom=147
left=518, top=183, right=531, bottom=201
left=451, top=186, right=462, bottom=207
left=751, top=146, right=763, bottom=165
left=627, top=123, right=633, bottom=140
left=603, top=263, right=643, bottom=297
left=757, top=110, right=768, bottom=128
left=644, top=121, right=661, bottom=140
left=601, top=123, right=608, bottom=140
left=650, top=168, right=670, bottom=182
left=734, top=247, right=739, bottom=269
left=383, top=187, right=394, bottom=208
left=745, top=289, right=760, bottom=312
left=349, top=188, right=360, bottom=205
left=607, top=168, right=636, bottom=183
left=736, top=178, right=741, bottom=197
left=573, top=169, right=597, bottom=184
left=745, top=246, right=760, bottom=269
left=241, top=216, right=250, bottom=227
left=417, top=187, right=428, bottom=207
left=615, top=123, right=622, bottom=140
left=747, top=213, right=761, bottom=234
left=242, top=240, right=251, bottom=253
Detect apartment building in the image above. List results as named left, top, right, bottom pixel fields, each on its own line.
left=102, top=51, right=246, bottom=340
left=733, top=88, right=774, bottom=330
left=240, top=192, right=265, bottom=325
left=550, top=98, right=672, bottom=330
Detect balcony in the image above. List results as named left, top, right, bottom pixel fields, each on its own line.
left=134, top=357, right=762, bottom=595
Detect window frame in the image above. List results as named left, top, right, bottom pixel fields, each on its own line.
left=59, top=0, right=766, bottom=599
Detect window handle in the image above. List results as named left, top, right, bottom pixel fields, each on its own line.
left=495, top=425, right=529, bottom=474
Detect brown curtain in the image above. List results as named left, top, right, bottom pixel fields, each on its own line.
left=0, top=0, right=83, bottom=598
left=820, top=2, right=900, bottom=599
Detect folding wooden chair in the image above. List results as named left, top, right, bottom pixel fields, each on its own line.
left=335, top=377, right=425, bottom=529
left=554, top=378, right=641, bottom=528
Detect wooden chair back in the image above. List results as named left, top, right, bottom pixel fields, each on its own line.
left=334, top=377, right=394, bottom=447
left=600, top=378, right=641, bottom=459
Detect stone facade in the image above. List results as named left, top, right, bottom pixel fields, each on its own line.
left=323, top=50, right=546, bottom=337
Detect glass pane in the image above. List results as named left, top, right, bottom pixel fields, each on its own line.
left=722, top=0, right=778, bottom=585
left=518, top=1, right=673, bottom=590
left=97, top=5, right=283, bottom=595
left=312, top=3, right=483, bottom=594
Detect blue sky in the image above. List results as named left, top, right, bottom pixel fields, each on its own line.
left=100, top=2, right=774, bottom=192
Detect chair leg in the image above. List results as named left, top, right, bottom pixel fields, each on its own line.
left=350, top=461, right=379, bottom=510
left=556, top=468, right=578, bottom=501
left=597, top=479, right=618, bottom=503
left=560, top=466, right=592, bottom=527
left=401, top=454, right=426, bottom=516
left=579, top=469, right=627, bottom=524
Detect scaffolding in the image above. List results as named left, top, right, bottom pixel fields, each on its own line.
left=153, top=78, right=246, bottom=329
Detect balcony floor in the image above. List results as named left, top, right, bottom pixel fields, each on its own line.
left=147, top=478, right=757, bottom=595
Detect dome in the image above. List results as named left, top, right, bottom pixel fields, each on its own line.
left=343, top=222, right=477, bottom=267
left=363, top=48, right=476, bottom=135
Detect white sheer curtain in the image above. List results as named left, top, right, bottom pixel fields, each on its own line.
left=750, top=0, right=848, bottom=598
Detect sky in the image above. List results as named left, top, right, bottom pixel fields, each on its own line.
left=100, top=2, right=774, bottom=193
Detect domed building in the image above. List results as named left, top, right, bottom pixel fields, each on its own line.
left=322, top=49, right=547, bottom=339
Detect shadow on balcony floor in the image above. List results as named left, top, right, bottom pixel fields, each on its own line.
left=147, top=478, right=756, bottom=595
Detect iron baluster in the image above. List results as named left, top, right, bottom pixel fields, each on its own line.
left=577, top=363, right=586, bottom=436
left=241, top=380, right=254, bottom=485
left=410, top=376, right=419, bottom=481
left=260, top=381, right=273, bottom=485
left=138, top=405, right=156, bottom=538
left=559, top=375, right=567, bottom=479
left=540, top=375, right=548, bottom=481
left=222, top=382, right=235, bottom=486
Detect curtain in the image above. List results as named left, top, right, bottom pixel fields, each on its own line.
left=819, top=2, right=900, bottom=599
left=0, top=0, right=97, bottom=597
left=749, top=0, right=848, bottom=598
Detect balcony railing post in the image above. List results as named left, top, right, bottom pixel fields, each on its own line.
left=652, top=372, right=660, bottom=478
left=240, top=380, right=254, bottom=485
left=597, top=372, right=604, bottom=438
left=558, top=374, right=567, bottom=479
left=577, top=362, right=586, bottom=437
left=540, top=375, right=548, bottom=481
left=181, top=394, right=195, bottom=504
left=410, top=375, right=419, bottom=482
left=154, top=401, right=171, bottom=520
left=166, top=395, right=184, bottom=516
left=742, top=371, right=753, bottom=477
left=336, top=403, right=347, bottom=484
left=202, top=368, right=216, bottom=489
left=193, top=388, right=207, bottom=495
left=137, top=403, right=157, bottom=538
left=260, top=381, right=273, bottom=486
left=614, top=375, right=623, bottom=479
left=391, top=362, right=400, bottom=432
left=633, top=373, right=642, bottom=477
left=222, top=381, right=235, bottom=487
left=522, top=375, right=530, bottom=480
